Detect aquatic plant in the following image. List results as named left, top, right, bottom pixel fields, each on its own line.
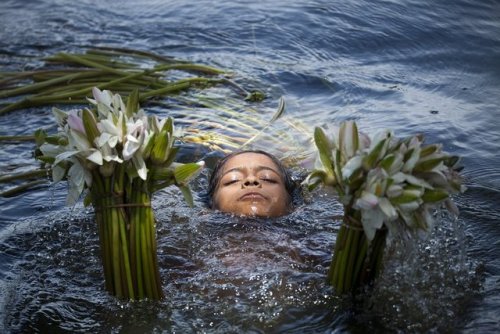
left=34, top=88, right=203, bottom=300
left=305, top=121, right=465, bottom=294
left=0, top=48, right=309, bottom=197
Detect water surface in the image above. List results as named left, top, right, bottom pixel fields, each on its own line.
left=1, top=0, right=499, bottom=332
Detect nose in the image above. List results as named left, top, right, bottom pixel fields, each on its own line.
left=242, top=175, right=261, bottom=188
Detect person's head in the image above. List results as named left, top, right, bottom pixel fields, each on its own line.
left=207, top=150, right=294, bottom=217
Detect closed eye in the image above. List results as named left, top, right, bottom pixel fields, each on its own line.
left=261, top=178, right=278, bottom=184
left=223, top=179, right=239, bottom=186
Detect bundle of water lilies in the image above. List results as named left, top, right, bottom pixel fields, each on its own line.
left=305, top=121, right=465, bottom=294
left=35, top=87, right=203, bottom=300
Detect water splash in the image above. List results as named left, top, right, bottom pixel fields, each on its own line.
left=356, top=211, right=483, bottom=332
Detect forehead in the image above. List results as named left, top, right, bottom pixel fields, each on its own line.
left=221, top=153, right=280, bottom=174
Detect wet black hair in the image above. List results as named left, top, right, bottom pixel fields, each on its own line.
left=207, top=150, right=295, bottom=209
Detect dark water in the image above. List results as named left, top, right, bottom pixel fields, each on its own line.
left=1, top=0, right=499, bottom=332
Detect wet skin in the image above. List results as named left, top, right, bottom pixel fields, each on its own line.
left=212, top=153, right=290, bottom=217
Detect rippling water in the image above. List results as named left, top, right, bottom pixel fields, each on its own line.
left=1, top=0, right=499, bottom=332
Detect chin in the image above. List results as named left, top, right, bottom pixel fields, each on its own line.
left=236, top=205, right=271, bottom=217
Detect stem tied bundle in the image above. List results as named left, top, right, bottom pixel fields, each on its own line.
left=305, top=121, right=465, bottom=294
left=35, top=88, right=204, bottom=300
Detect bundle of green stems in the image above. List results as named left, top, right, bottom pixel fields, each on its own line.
left=327, top=208, right=387, bottom=294
left=90, top=170, right=163, bottom=299
left=305, top=121, right=465, bottom=295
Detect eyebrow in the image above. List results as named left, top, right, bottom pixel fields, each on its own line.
left=222, top=165, right=281, bottom=178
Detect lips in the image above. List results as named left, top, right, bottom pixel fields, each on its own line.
left=238, top=192, right=267, bottom=201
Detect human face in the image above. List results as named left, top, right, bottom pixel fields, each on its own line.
left=212, top=153, right=291, bottom=217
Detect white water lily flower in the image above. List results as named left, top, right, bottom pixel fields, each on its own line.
left=132, top=155, right=148, bottom=180
left=369, top=129, right=391, bottom=153
left=40, top=143, right=66, bottom=158
left=342, top=155, right=363, bottom=179
left=403, top=174, right=433, bottom=189
left=37, top=88, right=205, bottom=217
left=54, top=150, right=79, bottom=166
left=52, top=107, right=68, bottom=128
left=397, top=200, right=422, bottom=212
left=355, top=191, right=379, bottom=210
left=123, top=134, right=143, bottom=161
left=359, top=132, right=371, bottom=150
left=386, top=153, right=404, bottom=175
left=89, top=87, right=113, bottom=108
left=306, top=120, right=465, bottom=242
left=85, top=149, right=103, bottom=165
left=68, top=129, right=92, bottom=152
left=126, top=118, right=145, bottom=137
left=403, top=147, right=421, bottom=172
left=386, top=184, right=404, bottom=198
left=53, top=138, right=102, bottom=167
left=88, top=88, right=121, bottom=119
left=52, top=165, right=66, bottom=183
left=390, top=172, right=407, bottom=184
left=110, top=92, right=126, bottom=116
left=96, top=132, right=119, bottom=149
left=339, top=121, right=358, bottom=160
left=378, top=197, right=398, bottom=221
left=361, top=206, right=385, bottom=241
left=67, top=161, right=85, bottom=206
left=123, top=119, right=146, bottom=161
left=141, top=130, right=154, bottom=151
left=67, top=111, right=85, bottom=134
left=101, top=143, right=123, bottom=163
left=98, top=115, right=123, bottom=145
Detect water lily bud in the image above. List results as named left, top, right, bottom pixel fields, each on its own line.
left=421, top=188, right=449, bottom=203
left=403, top=146, right=421, bottom=172
left=174, top=161, right=205, bottom=185
left=314, top=127, right=335, bottom=177
left=151, top=130, right=169, bottom=164
left=414, top=157, right=445, bottom=172
left=339, top=120, right=359, bottom=160
left=58, top=137, right=69, bottom=146
left=420, top=144, right=440, bottom=158
left=141, top=132, right=155, bottom=159
left=126, top=89, right=140, bottom=117
left=151, top=166, right=174, bottom=181
left=363, top=138, right=387, bottom=170
left=82, top=109, right=100, bottom=146
left=390, top=190, right=420, bottom=204
left=45, top=135, right=62, bottom=145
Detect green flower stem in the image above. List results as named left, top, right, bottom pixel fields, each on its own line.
left=0, top=135, right=36, bottom=142
left=52, top=53, right=129, bottom=76
left=88, top=46, right=179, bottom=64
left=114, top=166, right=135, bottom=300
left=353, top=234, right=368, bottom=287
left=110, top=197, right=123, bottom=297
left=0, top=70, right=157, bottom=115
left=139, top=82, right=192, bottom=99
left=327, top=224, right=346, bottom=287
left=344, top=227, right=361, bottom=292
left=91, top=171, right=113, bottom=293
left=0, top=180, right=47, bottom=198
left=140, top=220, right=154, bottom=298
left=0, top=169, right=48, bottom=183
left=328, top=208, right=387, bottom=295
left=123, top=179, right=163, bottom=300
left=0, top=71, right=99, bottom=99
left=153, top=63, right=226, bottom=75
